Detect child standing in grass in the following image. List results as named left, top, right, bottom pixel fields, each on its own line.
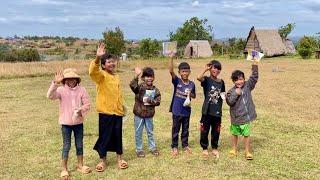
left=47, top=68, right=91, bottom=180
left=226, top=59, right=259, bottom=160
left=197, top=60, right=225, bottom=159
left=168, top=52, right=196, bottom=156
left=89, top=43, right=128, bottom=172
left=130, top=67, right=161, bottom=157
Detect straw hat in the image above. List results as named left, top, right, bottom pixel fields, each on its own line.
left=62, top=68, right=81, bottom=81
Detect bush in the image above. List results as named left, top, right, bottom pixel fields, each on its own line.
left=297, top=36, right=317, bottom=59
left=0, top=48, right=40, bottom=62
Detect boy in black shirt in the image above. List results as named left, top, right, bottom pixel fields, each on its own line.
left=197, top=60, right=225, bottom=159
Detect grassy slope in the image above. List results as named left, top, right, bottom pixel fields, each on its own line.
left=0, top=58, right=319, bottom=179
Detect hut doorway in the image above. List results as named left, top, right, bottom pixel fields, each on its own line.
left=190, top=47, right=194, bottom=57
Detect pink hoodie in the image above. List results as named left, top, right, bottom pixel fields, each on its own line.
left=47, top=81, right=90, bottom=125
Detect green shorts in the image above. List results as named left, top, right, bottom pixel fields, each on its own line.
left=230, top=123, right=251, bottom=136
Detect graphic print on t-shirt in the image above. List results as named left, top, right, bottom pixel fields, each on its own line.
left=208, top=85, right=221, bottom=104
left=143, top=89, right=155, bottom=105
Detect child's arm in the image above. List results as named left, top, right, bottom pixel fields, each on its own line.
left=197, top=63, right=211, bottom=82
left=168, top=51, right=177, bottom=78
left=247, top=59, right=259, bottom=90
left=220, top=80, right=226, bottom=100
left=47, top=71, right=63, bottom=100
left=190, top=83, right=196, bottom=99
left=129, top=67, right=142, bottom=94
left=89, top=43, right=105, bottom=83
left=226, top=88, right=241, bottom=106
left=79, top=88, right=90, bottom=117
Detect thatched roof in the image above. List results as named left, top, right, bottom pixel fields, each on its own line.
left=245, top=27, right=287, bottom=57
left=283, top=39, right=296, bottom=54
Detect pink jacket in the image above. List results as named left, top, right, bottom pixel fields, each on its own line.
left=47, top=81, right=90, bottom=125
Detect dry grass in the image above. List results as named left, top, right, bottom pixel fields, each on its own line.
left=0, top=57, right=319, bottom=179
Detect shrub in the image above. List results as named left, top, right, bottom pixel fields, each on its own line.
left=297, top=36, right=317, bottom=59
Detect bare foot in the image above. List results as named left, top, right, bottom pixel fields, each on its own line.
left=183, top=146, right=193, bottom=154
left=172, top=148, right=179, bottom=156
left=211, top=149, right=220, bottom=158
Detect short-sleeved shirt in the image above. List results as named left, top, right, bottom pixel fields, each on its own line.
left=169, top=76, right=196, bottom=117
left=201, top=76, right=225, bottom=117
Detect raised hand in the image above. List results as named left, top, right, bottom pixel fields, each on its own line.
left=96, top=43, right=106, bottom=57
left=252, top=57, right=259, bottom=65
left=134, top=67, right=142, bottom=76
left=168, top=51, right=176, bottom=59
left=205, top=63, right=212, bottom=71
left=54, top=70, right=63, bottom=84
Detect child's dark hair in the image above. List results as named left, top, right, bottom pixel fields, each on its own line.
left=100, top=53, right=117, bottom=69
left=231, top=70, right=245, bottom=82
left=178, top=62, right=190, bottom=71
left=209, top=60, right=222, bottom=70
left=141, top=67, right=154, bottom=78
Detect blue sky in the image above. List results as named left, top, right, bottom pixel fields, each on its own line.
left=1, top=0, right=320, bottom=39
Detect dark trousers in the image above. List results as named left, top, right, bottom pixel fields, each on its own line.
left=61, top=124, right=83, bottom=159
left=171, top=115, right=190, bottom=148
left=93, top=114, right=123, bottom=158
left=200, top=114, right=221, bottom=150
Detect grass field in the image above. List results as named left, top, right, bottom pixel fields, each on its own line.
left=0, top=58, right=319, bottom=179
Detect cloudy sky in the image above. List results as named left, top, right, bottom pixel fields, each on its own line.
left=1, top=0, right=319, bottom=39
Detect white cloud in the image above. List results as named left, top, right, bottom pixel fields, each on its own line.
left=222, top=1, right=254, bottom=9
left=0, top=17, right=7, bottom=23
left=191, top=1, right=200, bottom=7
left=30, top=0, right=72, bottom=5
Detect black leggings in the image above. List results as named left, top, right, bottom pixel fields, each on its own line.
left=200, top=114, right=221, bottom=150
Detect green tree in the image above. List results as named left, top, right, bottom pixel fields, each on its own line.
left=139, top=38, right=160, bottom=59
left=103, top=27, right=125, bottom=56
left=278, top=23, right=296, bottom=39
left=297, top=36, right=317, bottom=59
left=169, top=17, right=213, bottom=48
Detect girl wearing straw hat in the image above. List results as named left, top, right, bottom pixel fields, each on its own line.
left=47, top=68, right=91, bottom=179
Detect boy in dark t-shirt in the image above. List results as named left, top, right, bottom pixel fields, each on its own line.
left=169, top=52, right=196, bottom=156
left=197, top=60, right=225, bottom=159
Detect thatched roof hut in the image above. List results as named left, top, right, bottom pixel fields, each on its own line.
left=244, top=26, right=287, bottom=57
left=184, top=40, right=213, bottom=58
left=283, top=39, right=296, bottom=54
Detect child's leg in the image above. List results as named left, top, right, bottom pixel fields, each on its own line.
left=93, top=114, right=110, bottom=159
left=200, top=115, right=210, bottom=150
left=210, top=116, right=221, bottom=150
left=61, top=125, right=72, bottom=171
left=181, top=116, right=190, bottom=148
left=231, top=135, right=238, bottom=151
left=171, top=115, right=182, bottom=149
left=244, top=136, right=250, bottom=153
left=242, top=123, right=251, bottom=153
left=145, top=117, right=156, bottom=151
left=134, top=115, right=145, bottom=152
left=73, top=124, right=84, bottom=167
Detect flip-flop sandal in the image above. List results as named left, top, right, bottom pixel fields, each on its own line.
left=77, top=165, right=92, bottom=174
left=118, top=160, right=128, bottom=169
left=245, top=152, right=253, bottom=160
left=95, top=162, right=106, bottom=172
left=60, top=170, right=69, bottom=180
left=229, top=149, right=237, bottom=157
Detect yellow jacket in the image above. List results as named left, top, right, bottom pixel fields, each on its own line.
left=89, top=59, right=124, bottom=116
